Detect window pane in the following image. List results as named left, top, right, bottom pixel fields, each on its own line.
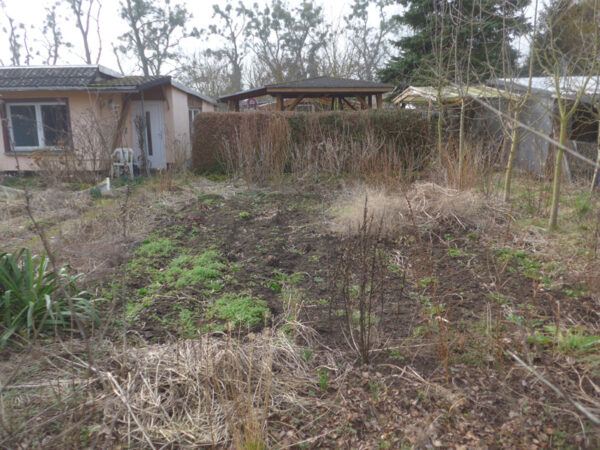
left=9, top=105, right=38, bottom=147
left=41, top=104, right=69, bottom=147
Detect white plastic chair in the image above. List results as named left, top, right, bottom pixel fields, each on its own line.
left=111, top=148, right=134, bottom=179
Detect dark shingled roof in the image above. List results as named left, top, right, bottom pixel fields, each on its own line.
left=218, top=76, right=394, bottom=102
left=0, top=66, right=102, bottom=89
left=89, top=75, right=168, bottom=89
left=0, top=65, right=217, bottom=104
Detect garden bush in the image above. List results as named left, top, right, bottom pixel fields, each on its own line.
left=191, top=110, right=432, bottom=183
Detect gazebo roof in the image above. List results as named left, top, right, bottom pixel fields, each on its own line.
left=218, top=76, right=394, bottom=102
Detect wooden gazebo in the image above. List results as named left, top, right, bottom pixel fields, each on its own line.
left=218, top=76, right=394, bottom=111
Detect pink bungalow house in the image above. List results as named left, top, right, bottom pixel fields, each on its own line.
left=0, top=65, right=216, bottom=172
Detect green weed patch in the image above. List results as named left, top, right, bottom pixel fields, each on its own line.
left=163, top=251, right=226, bottom=290
left=206, top=293, right=270, bottom=328
left=135, top=238, right=176, bottom=259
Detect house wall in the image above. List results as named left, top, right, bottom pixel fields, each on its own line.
left=0, top=90, right=132, bottom=172
left=165, top=85, right=191, bottom=164
left=188, top=95, right=215, bottom=112
left=163, top=86, right=215, bottom=165
left=0, top=85, right=217, bottom=172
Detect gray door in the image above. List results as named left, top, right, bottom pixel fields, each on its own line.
left=131, top=101, right=167, bottom=169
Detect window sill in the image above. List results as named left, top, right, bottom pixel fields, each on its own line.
left=5, top=149, right=66, bottom=156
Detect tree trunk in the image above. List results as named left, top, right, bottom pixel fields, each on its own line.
left=458, top=100, right=466, bottom=189
left=437, top=100, right=444, bottom=161
left=503, top=110, right=520, bottom=202
left=231, top=63, right=242, bottom=93
left=590, top=118, right=600, bottom=192
left=548, top=119, right=568, bottom=231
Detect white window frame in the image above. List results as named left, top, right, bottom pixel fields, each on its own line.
left=6, top=101, right=68, bottom=151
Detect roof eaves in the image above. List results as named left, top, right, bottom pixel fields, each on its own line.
left=0, top=64, right=99, bottom=70
left=217, top=86, right=268, bottom=102
left=137, top=76, right=171, bottom=90
left=265, top=87, right=394, bottom=94
left=171, top=80, right=217, bottom=105
left=97, top=65, right=125, bottom=79
left=0, top=86, right=102, bottom=92
left=264, top=76, right=394, bottom=90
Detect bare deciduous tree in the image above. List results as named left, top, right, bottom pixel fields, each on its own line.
left=207, top=1, right=249, bottom=93
left=42, top=2, right=70, bottom=65
left=119, top=0, right=197, bottom=76
left=503, top=0, right=539, bottom=202
left=318, top=19, right=359, bottom=79
left=344, top=0, right=396, bottom=81
left=1, top=0, right=24, bottom=66
left=177, top=50, right=230, bottom=99
left=532, top=0, right=600, bottom=230
left=243, top=0, right=327, bottom=83
left=64, top=0, right=102, bottom=64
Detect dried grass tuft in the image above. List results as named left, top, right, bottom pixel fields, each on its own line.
left=329, top=182, right=503, bottom=236
left=1, top=328, right=323, bottom=448
left=98, top=329, right=316, bottom=448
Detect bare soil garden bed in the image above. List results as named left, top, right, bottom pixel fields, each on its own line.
left=1, top=176, right=599, bottom=448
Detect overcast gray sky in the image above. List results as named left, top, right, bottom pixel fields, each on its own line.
left=0, top=0, right=379, bottom=73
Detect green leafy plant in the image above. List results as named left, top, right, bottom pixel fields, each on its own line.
left=317, top=368, right=328, bottom=391
left=388, top=349, right=405, bottom=361
left=206, top=293, right=270, bottom=328
left=164, top=252, right=226, bottom=290
left=0, top=248, right=97, bottom=346
left=496, top=248, right=542, bottom=280
left=369, top=378, right=382, bottom=401
left=562, top=286, right=589, bottom=298
left=448, top=248, right=470, bottom=258
left=304, top=348, right=313, bottom=363
left=419, top=276, right=437, bottom=287
left=267, top=281, right=282, bottom=292
left=238, top=211, right=251, bottom=219
left=89, top=187, right=102, bottom=200
left=273, top=270, right=304, bottom=286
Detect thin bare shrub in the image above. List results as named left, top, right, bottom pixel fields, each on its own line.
left=149, top=136, right=195, bottom=191
left=430, top=136, right=502, bottom=190
left=330, top=198, right=387, bottom=364
left=33, top=107, right=121, bottom=185
left=134, top=115, right=150, bottom=177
